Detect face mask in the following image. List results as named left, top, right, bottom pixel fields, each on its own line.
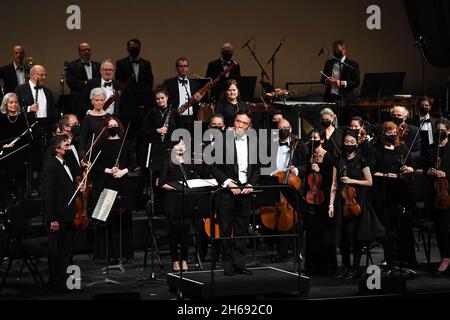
left=392, top=117, right=403, bottom=126
left=279, top=129, right=290, bottom=140
left=70, top=124, right=81, bottom=136
left=128, top=47, right=140, bottom=57
left=308, top=140, right=320, bottom=152
left=419, top=108, right=429, bottom=116
left=107, top=127, right=119, bottom=137
left=320, top=119, right=332, bottom=128
left=435, top=131, right=448, bottom=142
left=222, top=53, right=232, bottom=61
left=343, top=145, right=357, bottom=154
left=384, top=134, right=397, bottom=144
left=334, top=51, right=343, bottom=59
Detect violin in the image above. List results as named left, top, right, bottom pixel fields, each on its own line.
left=305, top=144, right=324, bottom=205
left=398, top=122, right=409, bottom=138
left=434, top=157, right=450, bottom=209
left=260, top=139, right=302, bottom=231
left=340, top=165, right=361, bottom=218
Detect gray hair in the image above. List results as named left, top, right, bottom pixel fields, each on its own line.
left=1, top=93, right=19, bottom=114
left=100, top=59, right=114, bottom=69
left=391, top=106, right=409, bottom=117
left=320, top=107, right=338, bottom=127
left=90, top=87, right=107, bottom=100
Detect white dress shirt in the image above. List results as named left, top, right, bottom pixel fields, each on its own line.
left=420, top=114, right=434, bottom=145
left=131, top=58, right=139, bottom=80
left=55, top=156, right=73, bottom=182
left=178, top=77, right=193, bottom=116
left=330, top=56, right=347, bottom=96
left=28, top=80, right=47, bottom=118
left=81, top=60, right=93, bottom=80
left=222, top=134, right=249, bottom=187
left=101, top=78, right=115, bottom=114
left=276, top=139, right=291, bottom=172
left=14, top=62, right=25, bottom=85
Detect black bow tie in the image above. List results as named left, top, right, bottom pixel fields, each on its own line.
left=62, top=160, right=67, bottom=167
left=132, top=59, right=139, bottom=64
left=279, top=141, right=289, bottom=147
left=421, top=118, right=431, bottom=123
left=179, top=79, right=188, bottom=85
left=82, top=62, right=91, bottom=67
left=223, top=61, right=230, bottom=67
left=16, top=67, right=24, bottom=71
left=34, top=85, right=42, bottom=90
left=104, top=81, right=112, bottom=87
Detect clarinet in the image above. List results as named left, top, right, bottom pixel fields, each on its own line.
left=161, top=106, right=172, bottom=142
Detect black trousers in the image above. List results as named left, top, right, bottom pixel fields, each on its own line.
left=432, top=207, right=450, bottom=259
left=217, top=191, right=251, bottom=272
left=48, top=222, right=75, bottom=287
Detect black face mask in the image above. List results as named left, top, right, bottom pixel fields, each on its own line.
left=419, top=108, right=429, bottom=116
left=343, top=145, right=357, bottom=154
left=334, top=51, right=343, bottom=59
left=435, top=131, right=448, bottom=142
left=222, top=53, right=232, bottom=61
left=128, top=47, right=140, bottom=58
left=70, top=124, right=81, bottom=136
left=279, top=129, right=290, bottom=140
left=392, top=117, right=403, bottom=126
left=308, top=140, right=320, bottom=152
left=320, top=119, right=332, bottom=128
left=384, top=134, right=397, bottom=144
left=107, top=127, right=119, bottom=137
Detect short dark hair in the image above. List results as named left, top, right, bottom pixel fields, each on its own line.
left=271, top=109, right=284, bottom=119
left=224, top=79, right=239, bottom=92
left=209, top=113, right=225, bottom=125
left=175, top=57, right=189, bottom=67
left=349, top=116, right=363, bottom=127
left=153, top=86, right=169, bottom=98
left=235, top=109, right=252, bottom=120
left=307, top=128, right=323, bottom=140
left=127, top=38, right=141, bottom=48
left=49, top=134, right=69, bottom=156
left=417, top=96, right=432, bottom=106
left=333, top=40, right=346, bottom=48
left=436, top=118, right=450, bottom=130
left=343, top=128, right=359, bottom=141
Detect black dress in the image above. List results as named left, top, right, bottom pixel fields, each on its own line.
left=214, top=100, right=249, bottom=128
left=0, top=113, right=30, bottom=202
left=91, top=138, right=136, bottom=260
left=321, top=128, right=343, bottom=158
left=302, top=151, right=337, bottom=272
left=79, top=113, right=110, bottom=153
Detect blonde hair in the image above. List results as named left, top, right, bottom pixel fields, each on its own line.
left=320, top=107, right=338, bottom=127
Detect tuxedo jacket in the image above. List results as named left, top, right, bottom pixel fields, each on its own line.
left=400, top=123, right=422, bottom=164
left=66, top=59, right=101, bottom=92
left=205, top=58, right=241, bottom=101
left=0, top=63, right=21, bottom=93
left=162, top=76, right=200, bottom=114
left=412, top=116, right=438, bottom=141
left=211, top=131, right=260, bottom=187
left=15, top=83, right=57, bottom=118
left=82, top=78, right=122, bottom=114
left=41, top=156, right=78, bottom=223
left=320, top=57, right=360, bottom=99
left=115, top=57, right=153, bottom=91
left=264, top=133, right=304, bottom=174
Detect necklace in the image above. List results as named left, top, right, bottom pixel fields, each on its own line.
left=7, top=114, right=19, bottom=124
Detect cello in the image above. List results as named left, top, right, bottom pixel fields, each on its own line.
left=260, top=139, right=302, bottom=231
left=305, top=140, right=325, bottom=205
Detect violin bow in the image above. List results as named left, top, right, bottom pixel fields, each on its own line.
left=114, top=123, right=130, bottom=168
left=67, top=150, right=102, bottom=207
left=83, top=126, right=106, bottom=162
left=400, top=118, right=427, bottom=167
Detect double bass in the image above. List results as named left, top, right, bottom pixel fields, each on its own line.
left=260, top=139, right=302, bottom=231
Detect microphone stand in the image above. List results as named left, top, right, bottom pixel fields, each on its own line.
left=242, top=42, right=270, bottom=85
left=267, top=39, right=285, bottom=88
left=414, top=36, right=427, bottom=95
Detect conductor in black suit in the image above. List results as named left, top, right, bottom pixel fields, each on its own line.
left=115, top=39, right=153, bottom=115
left=206, top=43, right=241, bottom=102
left=66, top=42, right=101, bottom=118
left=83, top=60, right=122, bottom=115
left=320, top=40, right=360, bottom=102
left=42, top=135, right=85, bottom=291
left=15, top=65, right=57, bottom=118
left=0, top=45, right=27, bottom=95
left=212, top=110, right=259, bottom=276
left=162, top=57, right=201, bottom=132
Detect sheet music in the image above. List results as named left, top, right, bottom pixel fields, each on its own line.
left=178, top=179, right=218, bottom=188
left=92, top=188, right=118, bottom=222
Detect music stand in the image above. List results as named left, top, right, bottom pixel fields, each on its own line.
left=260, top=81, right=275, bottom=94
left=87, top=188, right=120, bottom=287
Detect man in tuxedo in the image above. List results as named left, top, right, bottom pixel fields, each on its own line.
left=15, top=65, right=57, bottom=118
left=42, top=135, right=84, bottom=291
left=115, top=38, right=153, bottom=115
left=66, top=42, right=101, bottom=118
left=162, top=57, right=201, bottom=132
left=320, top=40, right=360, bottom=102
left=56, top=114, right=83, bottom=177
left=212, top=110, right=259, bottom=276
left=0, top=45, right=26, bottom=94
left=83, top=60, right=121, bottom=115
left=412, top=96, right=438, bottom=167
left=206, top=43, right=241, bottom=102
left=391, top=106, right=422, bottom=164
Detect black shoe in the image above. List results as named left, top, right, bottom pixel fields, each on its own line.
left=224, top=269, right=234, bottom=276
left=234, top=268, right=253, bottom=275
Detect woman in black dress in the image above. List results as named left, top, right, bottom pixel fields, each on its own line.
left=0, top=93, right=30, bottom=202
left=215, top=79, right=249, bottom=128
left=79, top=87, right=110, bottom=155
left=372, top=121, right=417, bottom=270
left=328, top=130, right=385, bottom=279
left=319, top=108, right=342, bottom=158
left=425, top=119, right=450, bottom=275
left=92, top=116, right=136, bottom=261
left=301, top=129, right=337, bottom=274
